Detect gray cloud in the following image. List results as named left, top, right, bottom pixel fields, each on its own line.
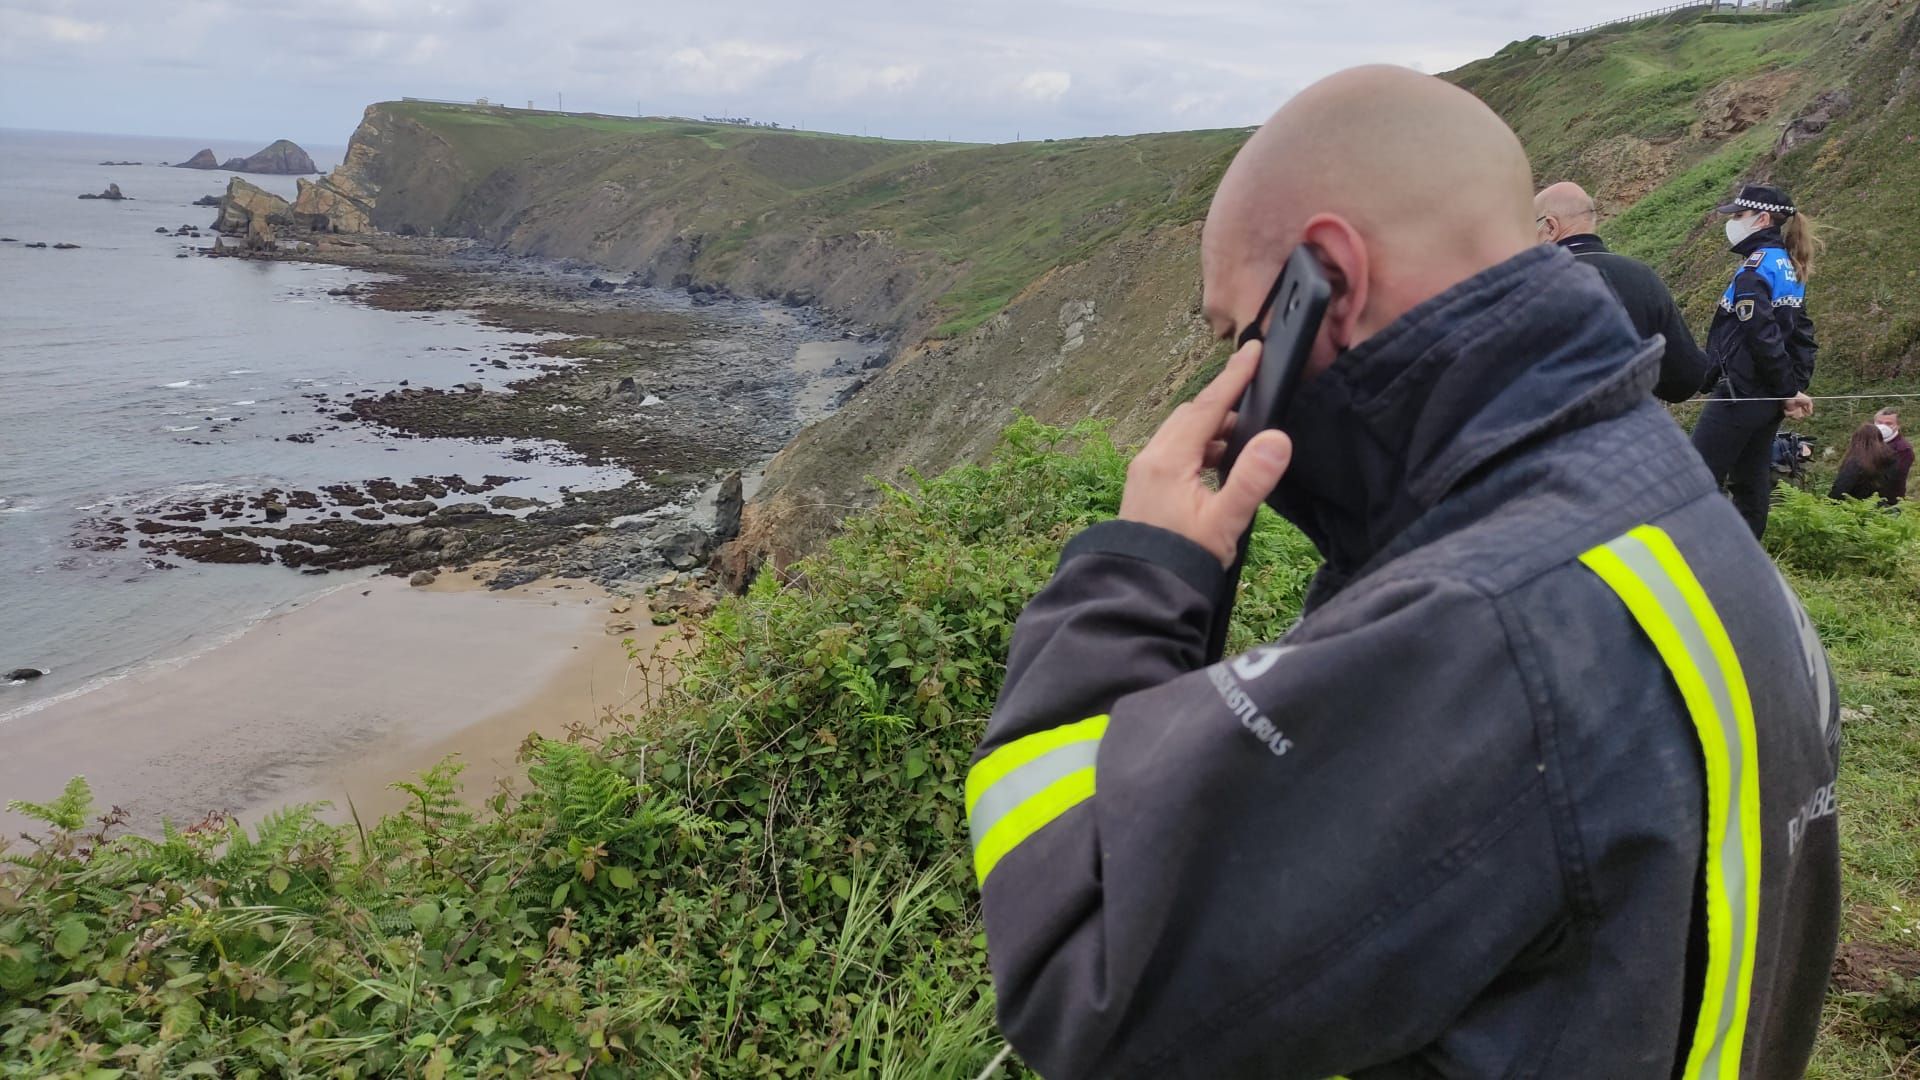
left=1, top=0, right=1658, bottom=145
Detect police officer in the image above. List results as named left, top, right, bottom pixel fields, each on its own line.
left=970, top=69, right=1839, bottom=1079
left=1691, top=183, right=1822, bottom=539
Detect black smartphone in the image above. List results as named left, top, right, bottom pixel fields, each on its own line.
left=1206, top=246, right=1331, bottom=663
left=1219, top=245, right=1332, bottom=486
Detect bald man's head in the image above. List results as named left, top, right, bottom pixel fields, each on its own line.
left=1201, top=66, right=1536, bottom=367
left=1534, top=181, right=1597, bottom=244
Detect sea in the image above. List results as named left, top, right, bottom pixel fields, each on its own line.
left=0, top=129, right=638, bottom=720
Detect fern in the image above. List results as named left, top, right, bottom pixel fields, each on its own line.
left=5, top=776, right=94, bottom=831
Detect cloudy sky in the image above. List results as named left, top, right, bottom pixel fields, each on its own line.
left=3, top=0, right=1659, bottom=147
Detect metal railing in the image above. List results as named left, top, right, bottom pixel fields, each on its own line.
left=1545, top=0, right=1786, bottom=41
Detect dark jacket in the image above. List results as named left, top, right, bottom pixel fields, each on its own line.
left=1705, top=227, right=1817, bottom=400
left=1891, top=434, right=1914, bottom=499
left=1557, top=233, right=1710, bottom=403
left=971, top=246, right=1841, bottom=1079
left=1829, top=457, right=1903, bottom=505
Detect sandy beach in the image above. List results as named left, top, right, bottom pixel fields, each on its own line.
left=0, top=570, right=673, bottom=839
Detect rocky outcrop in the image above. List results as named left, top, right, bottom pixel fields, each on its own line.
left=177, top=140, right=318, bottom=174
left=192, top=194, right=221, bottom=207
left=213, top=177, right=291, bottom=235
left=1773, top=88, right=1854, bottom=157
left=78, top=183, right=127, bottom=200
left=291, top=175, right=373, bottom=233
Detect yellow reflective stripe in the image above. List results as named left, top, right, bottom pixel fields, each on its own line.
left=972, top=766, right=1096, bottom=886
left=965, top=714, right=1108, bottom=816
left=1580, top=524, right=1761, bottom=1080
left=1634, top=526, right=1764, bottom=1079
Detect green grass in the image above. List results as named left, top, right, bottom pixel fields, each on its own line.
left=3, top=422, right=1914, bottom=1075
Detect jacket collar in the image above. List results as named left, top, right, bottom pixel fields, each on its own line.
left=1557, top=233, right=1609, bottom=256
left=1732, top=225, right=1784, bottom=257
left=1269, top=244, right=1658, bottom=586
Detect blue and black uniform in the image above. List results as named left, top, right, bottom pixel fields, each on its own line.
left=970, top=246, right=1840, bottom=1079
left=1690, top=226, right=1817, bottom=538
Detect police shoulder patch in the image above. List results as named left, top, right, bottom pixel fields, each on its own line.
left=1743, top=252, right=1766, bottom=269
left=1735, top=298, right=1756, bottom=322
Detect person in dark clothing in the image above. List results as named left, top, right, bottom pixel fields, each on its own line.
left=1877, top=407, right=1913, bottom=499
left=1830, top=422, right=1905, bottom=505
left=1690, top=183, right=1822, bottom=538
left=970, top=67, right=1839, bottom=1080
left=1535, top=181, right=1710, bottom=403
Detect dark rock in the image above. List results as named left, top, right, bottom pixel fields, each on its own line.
left=98, top=160, right=140, bottom=166
left=262, top=499, right=288, bottom=520
left=781, top=288, right=817, bottom=308
left=429, top=502, right=489, bottom=518
left=488, top=495, right=546, bottom=511
left=219, top=157, right=249, bottom=171
left=6, top=668, right=45, bottom=682
left=410, top=569, right=438, bottom=587
left=609, top=375, right=638, bottom=400
left=52, top=243, right=80, bottom=250
left=193, top=194, right=222, bottom=207
left=487, top=566, right=543, bottom=591
left=383, top=500, right=436, bottom=517
left=863, top=351, right=891, bottom=370
left=458, top=382, right=483, bottom=393
left=174, top=148, right=220, bottom=169
left=662, top=527, right=712, bottom=571
left=1774, top=89, right=1854, bottom=157
left=351, top=507, right=386, bottom=520
left=587, top=277, right=616, bottom=291
left=834, top=376, right=871, bottom=408
left=714, top=470, right=744, bottom=545
left=160, top=533, right=272, bottom=564
left=285, top=432, right=315, bottom=443
left=155, top=226, right=170, bottom=233
left=78, top=183, right=127, bottom=201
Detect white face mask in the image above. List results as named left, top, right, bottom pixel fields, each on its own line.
left=1878, top=423, right=1897, bottom=442
left=1725, top=215, right=1758, bottom=246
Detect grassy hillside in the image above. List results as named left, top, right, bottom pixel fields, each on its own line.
left=4, top=422, right=1916, bottom=1076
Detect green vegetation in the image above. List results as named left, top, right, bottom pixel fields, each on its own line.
left=3, top=422, right=1914, bottom=1075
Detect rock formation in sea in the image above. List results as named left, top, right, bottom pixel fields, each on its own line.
left=77, top=183, right=128, bottom=200
left=212, top=177, right=291, bottom=236
left=291, top=174, right=373, bottom=233
left=176, top=140, right=318, bottom=174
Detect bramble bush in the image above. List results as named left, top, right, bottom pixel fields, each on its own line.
left=0, top=418, right=1320, bottom=1078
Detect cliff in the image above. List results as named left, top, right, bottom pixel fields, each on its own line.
left=310, top=0, right=1918, bottom=567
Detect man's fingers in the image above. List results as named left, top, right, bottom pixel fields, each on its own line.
left=1210, top=430, right=1292, bottom=535
left=1156, top=341, right=1263, bottom=452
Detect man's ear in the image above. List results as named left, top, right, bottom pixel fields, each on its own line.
left=1300, top=213, right=1369, bottom=350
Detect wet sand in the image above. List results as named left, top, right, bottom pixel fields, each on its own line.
left=0, top=571, right=672, bottom=839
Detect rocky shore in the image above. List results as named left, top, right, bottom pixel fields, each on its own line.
left=75, top=233, right=883, bottom=606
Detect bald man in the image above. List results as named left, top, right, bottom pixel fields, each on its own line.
left=1536, top=181, right=1711, bottom=402
left=970, top=66, right=1838, bottom=1079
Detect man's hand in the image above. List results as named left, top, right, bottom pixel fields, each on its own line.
left=1119, top=341, right=1294, bottom=567
left=1784, top=392, right=1814, bottom=421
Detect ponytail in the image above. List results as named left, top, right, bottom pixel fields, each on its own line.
left=1780, top=210, right=1824, bottom=281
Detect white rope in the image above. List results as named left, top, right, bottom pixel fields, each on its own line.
left=1678, top=391, right=1920, bottom=405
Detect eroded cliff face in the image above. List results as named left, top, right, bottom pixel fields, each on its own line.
left=310, top=0, right=1920, bottom=576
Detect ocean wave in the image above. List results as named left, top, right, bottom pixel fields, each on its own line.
left=164, top=425, right=200, bottom=432
left=161, top=380, right=195, bottom=389
left=231, top=400, right=256, bottom=406
left=227, top=369, right=259, bottom=375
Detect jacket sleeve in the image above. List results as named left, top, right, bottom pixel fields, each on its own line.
left=974, top=520, right=1561, bottom=1079
left=1652, top=291, right=1711, bottom=404
left=1730, top=268, right=1792, bottom=397
left=1786, top=307, right=1818, bottom=395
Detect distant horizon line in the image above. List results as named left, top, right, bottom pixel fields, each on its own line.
left=0, top=125, right=349, bottom=153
